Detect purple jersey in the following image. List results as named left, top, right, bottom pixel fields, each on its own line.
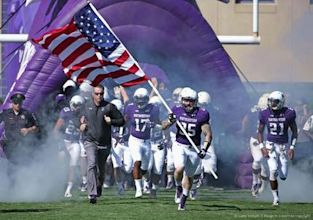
left=172, top=106, right=210, bottom=146
left=124, top=103, right=160, bottom=140
left=59, top=107, right=81, bottom=141
left=259, top=107, right=296, bottom=144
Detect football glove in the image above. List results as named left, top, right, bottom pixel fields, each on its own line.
left=198, top=148, right=207, bottom=159
left=168, top=113, right=176, bottom=123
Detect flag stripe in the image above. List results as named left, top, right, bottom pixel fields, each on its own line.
left=62, top=43, right=92, bottom=68
left=121, top=76, right=149, bottom=87
left=52, top=34, right=84, bottom=55
left=113, top=50, right=129, bottom=66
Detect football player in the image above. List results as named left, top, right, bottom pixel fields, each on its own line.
left=189, top=91, right=217, bottom=200
left=110, top=99, right=133, bottom=195
left=54, top=95, right=85, bottom=197
left=162, top=87, right=213, bottom=210
left=249, top=93, right=270, bottom=197
left=258, top=91, right=297, bottom=206
left=124, top=88, right=160, bottom=198
left=143, top=96, right=167, bottom=198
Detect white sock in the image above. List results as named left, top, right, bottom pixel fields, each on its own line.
left=271, top=189, right=279, bottom=201
left=152, top=183, right=158, bottom=190
left=167, top=175, right=173, bottom=183
left=182, top=188, right=190, bottom=197
left=66, top=182, right=73, bottom=191
left=82, top=176, right=87, bottom=184
left=135, top=179, right=142, bottom=191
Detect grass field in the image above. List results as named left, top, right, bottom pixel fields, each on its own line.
left=0, top=187, right=312, bottom=220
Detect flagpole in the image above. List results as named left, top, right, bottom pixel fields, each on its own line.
left=89, top=3, right=218, bottom=179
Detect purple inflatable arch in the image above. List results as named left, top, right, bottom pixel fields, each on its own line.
left=3, top=0, right=250, bottom=123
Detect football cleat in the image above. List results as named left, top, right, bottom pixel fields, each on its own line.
left=178, top=203, right=186, bottom=211
left=64, top=191, right=72, bottom=198
left=178, top=195, right=187, bottom=211
left=80, top=182, right=87, bottom=192
left=143, top=181, right=151, bottom=194
left=103, top=182, right=110, bottom=188
left=135, top=190, right=143, bottom=198
left=175, top=186, right=183, bottom=204
left=272, top=199, right=280, bottom=206
left=251, top=183, right=260, bottom=197
left=189, top=189, right=197, bottom=200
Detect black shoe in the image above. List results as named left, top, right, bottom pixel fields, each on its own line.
left=97, top=186, right=102, bottom=197
left=89, top=195, right=97, bottom=204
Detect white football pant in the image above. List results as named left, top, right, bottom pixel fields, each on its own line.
left=64, top=140, right=81, bottom=166
left=147, top=142, right=166, bottom=175
left=265, top=141, right=288, bottom=181
left=128, top=135, right=151, bottom=171
left=172, top=141, right=200, bottom=177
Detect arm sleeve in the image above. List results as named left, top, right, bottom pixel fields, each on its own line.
left=110, top=104, right=125, bottom=127
left=259, top=111, right=265, bottom=124
left=27, top=111, right=40, bottom=127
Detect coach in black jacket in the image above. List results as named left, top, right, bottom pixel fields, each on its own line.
left=80, top=84, right=124, bottom=204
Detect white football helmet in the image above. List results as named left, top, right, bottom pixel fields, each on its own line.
left=268, top=91, right=285, bottom=110
left=62, top=79, right=76, bottom=92
left=111, top=99, right=123, bottom=111
left=257, top=93, right=270, bottom=110
left=198, top=91, right=211, bottom=108
left=149, top=96, right=162, bottom=106
left=79, top=80, right=93, bottom=93
left=172, top=87, right=182, bottom=104
left=180, top=87, right=197, bottom=112
left=70, top=95, right=85, bottom=111
left=133, top=88, right=149, bottom=109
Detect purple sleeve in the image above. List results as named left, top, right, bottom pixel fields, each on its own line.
left=289, top=109, right=296, bottom=121
left=152, top=106, right=160, bottom=123
left=259, top=111, right=266, bottom=124
left=59, top=107, right=70, bottom=120
left=204, top=111, right=210, bottom=124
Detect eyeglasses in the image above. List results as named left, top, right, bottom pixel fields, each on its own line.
left=94, top=92, right=104, bottom=96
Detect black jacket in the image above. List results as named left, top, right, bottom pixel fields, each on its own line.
left=82, top=100, right=125, bottom=146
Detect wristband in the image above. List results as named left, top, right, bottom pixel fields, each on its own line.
left=290, top=145, right=295, bottom=150
left=291, top=138, right=297, bottom=147
left=203, top=141, right=211, bottom=150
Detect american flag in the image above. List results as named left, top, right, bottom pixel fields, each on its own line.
left=33, top=3, right=148, bottom=87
